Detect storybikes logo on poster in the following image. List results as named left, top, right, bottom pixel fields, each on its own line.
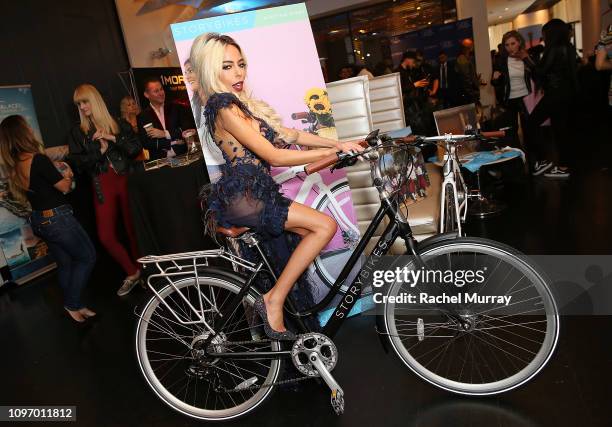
left=371, top=266, right=513, bottom=307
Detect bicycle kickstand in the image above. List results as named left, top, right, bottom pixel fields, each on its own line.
left=309, top=352, right=345, bottom=415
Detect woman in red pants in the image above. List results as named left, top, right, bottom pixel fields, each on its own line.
left=67, top=84, right=143, bottom=296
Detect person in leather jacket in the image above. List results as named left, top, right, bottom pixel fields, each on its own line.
left=67, top=84, right=143, bottom=296
left=491, top=31, right=535, bottom=150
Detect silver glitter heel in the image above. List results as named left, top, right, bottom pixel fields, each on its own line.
left=252, top=296, right=297, bottom=341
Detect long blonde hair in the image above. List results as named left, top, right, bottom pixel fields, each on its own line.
left=189, top=33, right=296, bottom=142
left=0, top=115, right=44, bottom=203
left=73, top=84, right=119, bottom=135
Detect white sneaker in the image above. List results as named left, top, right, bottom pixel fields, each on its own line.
left=532, top=161, right=553, bottom=176
left=543, top=166, right=570, bottom=178
left=117, top=278, right=139, bottom=296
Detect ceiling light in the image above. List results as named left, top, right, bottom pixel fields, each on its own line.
left=366, top=53, right=371, bottom=57
left=505, top=7, right=509, bottom=11
left=428, top=21, right=432, bottom=25
left=372, top=32, right=377, bottom=35
left=417, top=6, right=421, bottom=10
left=498, top=15, right=502, bottom=19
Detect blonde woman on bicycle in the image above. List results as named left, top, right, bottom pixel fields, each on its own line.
left=190, top=33, right=364, bottom=340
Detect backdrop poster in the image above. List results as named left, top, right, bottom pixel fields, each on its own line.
left=0, top=85, right=55, bottom=284
left=171, top=3, right=364, bottom=312
left=390, top=18, right=475, bottom=66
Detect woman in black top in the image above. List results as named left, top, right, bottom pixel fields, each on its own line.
left=519, top=19, right=579, bottom=178
left=67, top=84, right=142, bottom=297
left=0, top=115, right=96, bottom=323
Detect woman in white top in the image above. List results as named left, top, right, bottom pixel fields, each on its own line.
left=491, top=31, right=540, bottom=169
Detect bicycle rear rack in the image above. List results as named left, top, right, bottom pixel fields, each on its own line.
left=137, top=249, right=259, bottom=332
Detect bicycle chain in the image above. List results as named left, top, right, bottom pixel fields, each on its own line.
left=207, top=339, right=316, bottom=393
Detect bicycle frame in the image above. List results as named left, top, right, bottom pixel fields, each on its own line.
left=439, top=140, right=468, bottom=235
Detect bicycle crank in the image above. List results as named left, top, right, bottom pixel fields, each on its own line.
left=291, top=333, right=344, bottom=415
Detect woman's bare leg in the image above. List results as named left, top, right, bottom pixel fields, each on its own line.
left=262, top=202, right=336, bottom=331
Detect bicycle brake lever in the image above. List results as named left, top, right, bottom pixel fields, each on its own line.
left=330, top=152, right=358, bottom=172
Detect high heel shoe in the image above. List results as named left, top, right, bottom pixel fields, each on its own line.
left=65, top=308, right=87, bottom=323
left=252, top=296, right=296, bottom=341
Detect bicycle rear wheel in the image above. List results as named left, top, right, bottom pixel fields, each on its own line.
left=384, top=237, right=559, bottom=395
left=135, top=271, right=281, bottom=421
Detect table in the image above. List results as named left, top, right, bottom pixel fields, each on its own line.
left=128, top=159, right=216, bottom=256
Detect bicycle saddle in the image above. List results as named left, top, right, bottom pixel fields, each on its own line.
left=216, top=225, right=250, bottom=238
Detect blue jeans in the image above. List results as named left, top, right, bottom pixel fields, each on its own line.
left=30, top=205, right=96, bottom=310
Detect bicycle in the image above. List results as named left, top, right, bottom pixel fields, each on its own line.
left=134, top=129, right=559, bottom=421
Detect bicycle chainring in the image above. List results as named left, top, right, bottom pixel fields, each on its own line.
left=291, top=333, right=338, bottom=377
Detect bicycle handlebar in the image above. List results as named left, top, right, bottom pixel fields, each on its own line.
left=407, top=130, right=506, bottom=143
left=304, top=152, right=341, bottom=175
left=304, top=130, right=506, bottom=175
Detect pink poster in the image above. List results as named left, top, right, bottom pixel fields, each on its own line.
left=170, top=4, right=361, bottom=295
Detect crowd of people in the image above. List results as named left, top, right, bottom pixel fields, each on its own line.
left=490, top=19, right=610, bottom=178
left=333, top=17, right=611, bottom=179
left=0, top=78, right=196, bottom=322
left=333, top=39, right=484, bottom=137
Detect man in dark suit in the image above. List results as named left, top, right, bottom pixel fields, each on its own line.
left=137, top=77, right=195, bottom=160
left=434, top=51, right=459, bottom=109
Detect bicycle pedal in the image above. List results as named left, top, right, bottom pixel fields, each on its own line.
left=331, top=389, right=345, bottom=415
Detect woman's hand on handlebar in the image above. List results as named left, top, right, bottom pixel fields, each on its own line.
left=335, top=140, right=366, bottom=155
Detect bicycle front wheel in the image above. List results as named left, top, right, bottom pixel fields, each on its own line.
left=135, top=271, right=281, bottom=421
left=384, top=237, right=559, bottom=395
